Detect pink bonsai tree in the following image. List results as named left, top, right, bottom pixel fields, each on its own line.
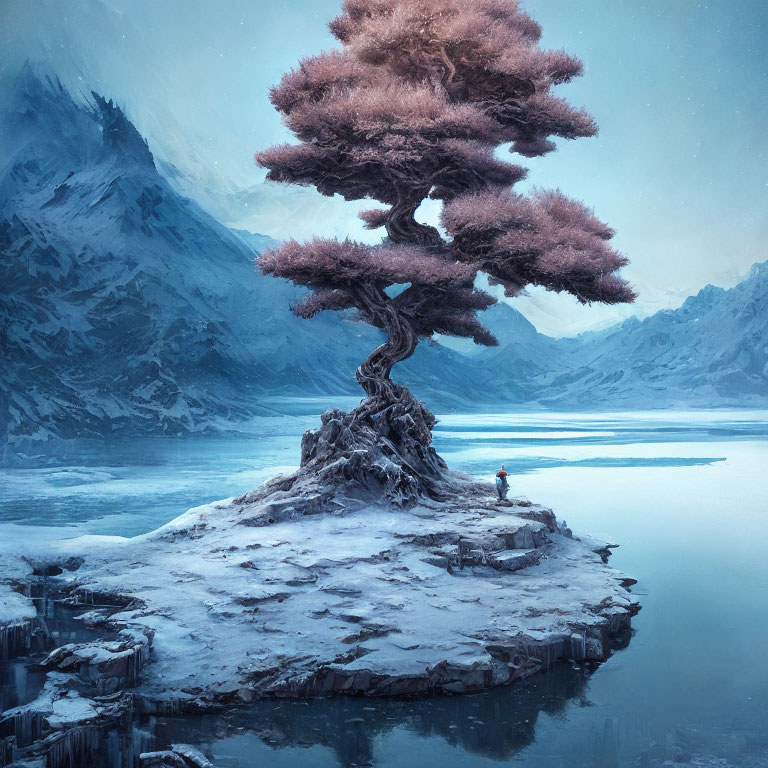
left=254, top=0, right=634, bottom=501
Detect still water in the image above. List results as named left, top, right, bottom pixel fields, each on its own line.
left=1, top=409, right=767, bottom=767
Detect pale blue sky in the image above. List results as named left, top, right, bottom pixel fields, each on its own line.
left=1, top=0, right=766, bottom=335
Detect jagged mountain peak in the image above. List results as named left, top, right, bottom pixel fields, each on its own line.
left=2, top=64, right=93, bottom=166
left=91, top=92, right=155, bottom=169
left=747, top=258, right=768, bottom=283
left=11, top=60, right=73, bottom=109
left=678, top=283, right=727, bottom=316
left=3, top=64, right=154, bottom=174
left=3, top=65, right=766, bottom=444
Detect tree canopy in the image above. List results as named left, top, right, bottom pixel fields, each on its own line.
left=256, top=0, right=635, bottom=399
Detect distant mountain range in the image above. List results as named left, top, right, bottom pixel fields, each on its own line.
left=476, top=260, right=768, bottom=409
left=523, top=264, right=768, bottom=408
left=1, top=68, right=766, bottom=444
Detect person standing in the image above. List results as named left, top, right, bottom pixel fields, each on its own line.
left=495, top=465, right=509, bottom=500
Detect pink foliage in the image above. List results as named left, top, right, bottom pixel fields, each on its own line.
left=281, top=81, right=499, bottom=146
left=257, top=0, right=601, bottom=207
left=442, top=188, right=634, bottom=303
left=327, top=0, right=593, bottom=152
left=429, top=313, right=498, bottom=346
left=254, top=0, right=634, bottom=367
left=292, top=288, right=357, bottom=318
left=260, top=238, right=474, bottom=287
left=268, top=50, right=372, bottom=116
left=399, top=285, right=499, bottom=345
left=358, top=209, right=390, bottom=229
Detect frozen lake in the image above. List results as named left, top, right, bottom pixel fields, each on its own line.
left=2, top=409, right=767, bottom=767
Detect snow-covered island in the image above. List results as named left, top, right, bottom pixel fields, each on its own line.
left=0, top=424, right=639, bottom=766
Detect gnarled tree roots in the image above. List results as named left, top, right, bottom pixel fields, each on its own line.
left=236, top=384, right=461, bottom=514
left=299, top=384, right=447, bottom=505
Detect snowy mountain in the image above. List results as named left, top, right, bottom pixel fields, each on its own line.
left=0, top=67, right=388, bottom=443
left=525, top=262, right=768, bottom=408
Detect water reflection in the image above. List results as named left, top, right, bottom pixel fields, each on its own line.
left=150, top=663, right=595, bottom=767
left=1, top=624, right=608, bottom=767
left=0, top=660, right=46, bottom=714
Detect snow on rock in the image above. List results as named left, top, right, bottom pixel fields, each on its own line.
left=41, top=625, right=152, bottom=696
left=483, top=259, right=768, bottom=409
left=0, top=573, right=38, bottom=663
left=0, top=66, right=372, bottom=447
left=0, top=551, right=89, bottom=663
left=139, top=744, right=216, bottom=768
left=20, top=474, right=638, bottom=708
left=0, top=590, right=36, bottom=628
left=0, top=671, right=129, bottom=764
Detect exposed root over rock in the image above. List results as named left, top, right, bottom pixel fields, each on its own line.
left=236, top=390, right=462, bottom=513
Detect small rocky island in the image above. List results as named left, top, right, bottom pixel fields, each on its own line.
left=0, top=397, right=639, bottom=767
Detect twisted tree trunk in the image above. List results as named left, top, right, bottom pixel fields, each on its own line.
left=385, top=192, right=443, bottom=248
left=296, top=229, right=448, bottom=502
left=355, top=300, right=418, bottom=402
left=359, top=188, right=443, bottom=404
